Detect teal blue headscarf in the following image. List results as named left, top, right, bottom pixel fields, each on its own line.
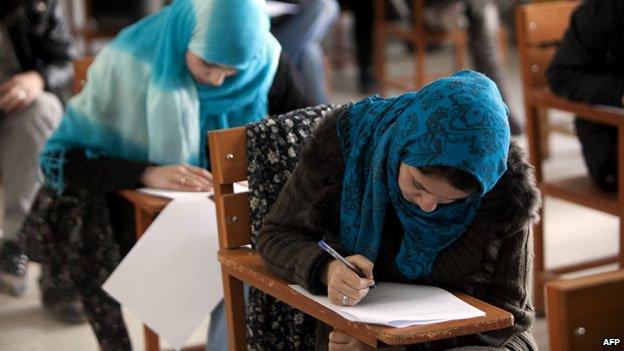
left=41, top=0, right=280, bottom=192
left=337, top=70, right=511, bottom=280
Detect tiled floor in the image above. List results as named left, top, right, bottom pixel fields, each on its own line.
left=0, top=43, right=620, bottom=350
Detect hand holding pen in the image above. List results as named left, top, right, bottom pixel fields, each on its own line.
left=319, top=240, right=376, bottom=306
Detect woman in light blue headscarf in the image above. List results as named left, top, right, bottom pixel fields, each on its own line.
left=257, top=70, right=541, bottom=350
left=24, top=0, right=314, bottom=349
left=41, top=0, right=313, bottom=194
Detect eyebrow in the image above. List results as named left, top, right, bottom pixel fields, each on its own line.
left=411, top=178, right=467, bottom=201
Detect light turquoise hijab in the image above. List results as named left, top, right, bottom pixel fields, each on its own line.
left=41, top=0, right=280, bottom=192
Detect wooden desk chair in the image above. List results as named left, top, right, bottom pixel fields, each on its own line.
left=208, top=126, right=515, bottom=349
left=72, top=57, right=204, bottom=351
left=516, top=0, right=624, bottom=315
left=65, top=0, right=124, bottom=55
left=373, top=0, right=511, bottom=96
left=72, top=56, right=95, bottom=95
left=373, top=0, right=467, bottom=95
left=546, top=269, right=624, bottom=351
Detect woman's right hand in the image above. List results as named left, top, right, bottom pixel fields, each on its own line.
left=321, top=255, right=375, bottom=307
left=140, top=164, right=213, bottom=191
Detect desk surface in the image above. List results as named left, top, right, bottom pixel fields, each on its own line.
left=120, top=190, right=515, bottom=347
left=220, top=248, right=514, bottom=347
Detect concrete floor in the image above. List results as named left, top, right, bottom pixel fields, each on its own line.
left=0, top=42, right=620, bottom=350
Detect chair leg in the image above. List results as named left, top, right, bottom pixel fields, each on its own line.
left=133, top=207, right=163, bottom=350
left=415, top=40, right=426, bottom=88
left=499, top=26, right=509, bottom=66
left=453, top=37, right=467, bottom=71
left=222, top=270, right=246, bottom=350
left=373, top=0, right=388, bottom=96
left=524, top=102, right=546, bottom=316
left=532, top=212, right=546, bottom=317
left=538, top=109, right=550, bottom=159
left=144, top=326, right=161, bottom=351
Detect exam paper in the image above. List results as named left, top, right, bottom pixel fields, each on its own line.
left=290, top=283, right=485, bottom=328
left=103, top=198, right=222, bottom=349
left=138, top=182, right=247, bottom=200
left=267, top=1, right=299, bottom=17
left=137, top=188, right=213, bottom=199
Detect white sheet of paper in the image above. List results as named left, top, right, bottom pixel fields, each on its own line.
left=103, top=198, right=222, bottom=349
left=290, top=283, right=485, bottom=328
left=138, top=183, right=247, bottom=200
left=137, top=188, right=213, bottom=199
left=267, top=1, right=299, bottom=17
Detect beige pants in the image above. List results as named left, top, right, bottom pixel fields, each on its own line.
left=0, top=92, right=62, bottom=241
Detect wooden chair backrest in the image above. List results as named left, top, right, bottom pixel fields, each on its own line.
left=516, top=1, right=578, bottom=89
left=208, top=127, right=252, bottom=250
left=73, top=56, right=95, bottom=95
left=546, top=269, right=624, bottom=351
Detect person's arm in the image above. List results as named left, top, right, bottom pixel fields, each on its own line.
left=267, top=52, right=316, bottom=116
left=62, top=149, right=153, bottom=193
left=256, top=108, right=345, bottom=294
left=61, top=149, right=214, bottom=193
left=452, top=227, right=535, bottom=348
left=30, top=0, right=76, bottom=94
left=546, top=0, right=624, bottom=106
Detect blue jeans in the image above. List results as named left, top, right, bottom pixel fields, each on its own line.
left=272, top=0, right=339, bottom=104
left=206, top=285, right=249, bottom=351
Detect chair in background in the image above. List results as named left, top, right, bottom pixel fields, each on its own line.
left=516, top=0, right=624, bottom=315
left=373, top=0, right=468, bottom=95
left=72, top=56, right=95, bottom=95
left=546, top=269, right=624, bottom=351
left=208, top=125, right=514, bottom=349
left=72, top=57, right=203, bottom=351
left=372, top=0, right=510, bottom=96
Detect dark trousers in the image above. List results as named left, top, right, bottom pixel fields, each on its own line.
left=575, top=118, right=618, bottom=192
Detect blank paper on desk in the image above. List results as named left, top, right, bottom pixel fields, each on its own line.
left=290, top=283, right=485, bottom=328
left=103, top=197, right=222, bottom=349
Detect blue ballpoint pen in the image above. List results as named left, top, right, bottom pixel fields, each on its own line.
left=318, top=240, right=375, bottom=288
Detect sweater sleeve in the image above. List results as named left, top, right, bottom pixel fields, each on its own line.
left=454, top=227, right=536, bottom=349
left=546, top=0, right=624, bottom=107
left=256, top=162, right=334, bottom=294
left=62, top=149, right=152, bottom=193
left=267, top=52, right=316, bottom=115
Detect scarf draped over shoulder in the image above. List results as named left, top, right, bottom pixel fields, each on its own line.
left=41, top=0, right=280, bottom=192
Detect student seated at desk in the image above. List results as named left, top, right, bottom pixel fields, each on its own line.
left=257, top=70, right=540, bottom=350
left=20, top=0, right=313, bottom=349
left=546, top=0, right=624, bottom=192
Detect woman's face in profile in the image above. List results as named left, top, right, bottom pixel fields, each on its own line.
left=397, top=163, right=470, bottom=212
left=185, top=51, right=237, bottom=86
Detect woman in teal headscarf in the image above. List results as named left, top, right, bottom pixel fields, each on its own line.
left=24, top=0, right=313, bottom=349
left=258, top=70, right=541, bottom=350
left=41, top=0, right=313, bottom=193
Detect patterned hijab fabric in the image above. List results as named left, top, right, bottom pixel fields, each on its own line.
left=40, top=0, right=280, bottom=192
left=337, top=70, right=511, bottom=280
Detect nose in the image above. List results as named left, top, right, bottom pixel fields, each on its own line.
left=417, top=194, right=438, bottom=212
left=210, top=73, right=226, bottom=86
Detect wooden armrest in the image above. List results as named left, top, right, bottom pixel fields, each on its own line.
left=527, top=89, right=624, bottom=127
left=219, top=249, right=514, bottom=347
